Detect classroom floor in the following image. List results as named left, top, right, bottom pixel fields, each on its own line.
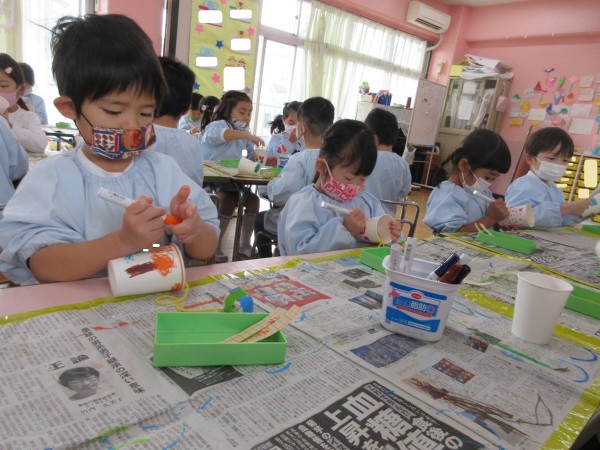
left=219, top=187, right=433, bottom=262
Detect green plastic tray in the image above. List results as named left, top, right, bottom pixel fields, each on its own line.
left=476, top=230, right=537, bottom=255
left=259, top=167, right=282, bottom=178
left=220, top=159, right=240, bottom=168
left=582, top=223, right=600, bottom=235
left=565, top=285, right=600, bottom=320
left=153, top=312, right=287, bottom=367
left=360, top=246, right=391, bottom=274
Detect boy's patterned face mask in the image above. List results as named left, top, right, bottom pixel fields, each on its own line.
left=81, top=114, right=156, bottom=160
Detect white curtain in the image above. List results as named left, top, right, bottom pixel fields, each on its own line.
left=301, top=1, right=427, bottom=119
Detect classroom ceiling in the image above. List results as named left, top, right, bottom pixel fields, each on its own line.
left=438, top=0, right=530, bottom=6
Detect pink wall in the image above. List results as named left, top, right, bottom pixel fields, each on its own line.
left=98, top=0, right=164, bottom=55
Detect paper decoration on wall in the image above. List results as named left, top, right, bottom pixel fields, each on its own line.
left=580, top=75, right=594, bottom=88
left=528, top=108, right=546, bottom=122
left=511, top=94, right=520, bottom=103
left=523, top=87, right=535, bottom=99
left=543, top=67, right=554, bottom=89
left=188, top=0, right=259, bottom=98
left=579, top=88, right=594, bottom=102
left=569, top=118, right=594, bottom=135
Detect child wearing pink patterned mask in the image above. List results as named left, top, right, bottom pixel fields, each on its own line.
left=0, top=53, right=47, bottom=154
left=277, top=119, right=402, bottom=256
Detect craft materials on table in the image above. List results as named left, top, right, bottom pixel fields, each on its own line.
left=223, top=305, right=302, bottom=343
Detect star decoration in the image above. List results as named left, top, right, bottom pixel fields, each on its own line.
left=220, top=0, right=227, bottom=4
left=195, top=24, right=204, bottom=33
left=216, top=40, right=224, bottom=49
left=211, top=73, right=221, bottom=84
left=247, top=26, right=255, bottom=36
left=194, top=82, right=200, bottom=91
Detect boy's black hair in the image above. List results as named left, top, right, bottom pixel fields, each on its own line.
left=155, top=56, right=195, bottom=119
left=212, top=90, right=252, bottom=124
left=198, top=95, right=220, bottom=131
left=364, top=107, right=399, bottom=146
left=445, top=129, right=511, bottom=177
left=316, top=119, right=377, bottom=182
left=50, top=14, right=166, bottom=115
left=191, top=92, right=203, bottom=110
left=58, top=367, right=99, bottom=387
left=0, top=53, right=29, bottom=110
left=298, top=97, right=334, bottom=136
left=525, top=126, right=574, bottom=158
left=18, top=62, right=35, bottom=85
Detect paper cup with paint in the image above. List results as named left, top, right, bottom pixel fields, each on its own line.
left=108, top=244, right=186, bottom=297
left=360, top=214, right=394, bottom=244
left=511, top=272, right=573, bottom=344
left=0, top=96, right=8, bottom=114
left=499, top=204, right=534, bottom=228
left=255, top=148, right=268, bottom=166
left=277, top=155, right=290, bottom=168
left=237, top=157, right=261, bottom=176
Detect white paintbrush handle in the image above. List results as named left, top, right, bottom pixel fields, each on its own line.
left=321, top=201, right=351, bottom=215
left=473, top=190, right=494, bottom=204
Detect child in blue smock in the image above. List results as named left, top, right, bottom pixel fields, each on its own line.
left=0, top=14, right=219, bottom=285
left=0, top=117, right=28, bottom=208
left=266, top=101, right=303, bottom=156
left=177, top=92, right=202, bottom=136
left=506, top=127, right=590, bottom=228
left=200, top=91, right=265, bottom=262
left=424, top=129, right=511, bottom=234
left=197, top=95, right=219, bottom=136
left=278, top=119, right=402, bottom=256
left=254, top=97, right=334, bottom=257
left=364, top=107, right=412, bottom=208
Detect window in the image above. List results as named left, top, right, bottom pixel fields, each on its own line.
left=252, top=0, right=427, bottom=139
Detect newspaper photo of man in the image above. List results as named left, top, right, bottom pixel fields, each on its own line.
left=58, top=367, right=100, bottom=400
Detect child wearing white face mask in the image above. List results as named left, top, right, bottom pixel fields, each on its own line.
left=506, top=127, right=590, bottom=228
left=424, top=129, right=511, bottom=234
left=266, top=101, right=303, bottom=157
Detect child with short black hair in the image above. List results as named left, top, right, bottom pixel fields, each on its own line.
left=153, top=56, right=204, bottom=186
left=200, top=90, right=264, bottom=261
left=0, top=14, right=219, bottom=285
left=254, top=97, right=334, bottom=257
left=178, top=92, right=203, bottom=135
left=424, top=129, right=511, bottom=234
left=0, top=54, right=47, bottom=154
left=364, top=107, right=412, bottom=204
left=506, top=127, right=590, bottom=228
left=267, top=101, right=303, bottom=156
left=278, top=119, right=402, bottom=256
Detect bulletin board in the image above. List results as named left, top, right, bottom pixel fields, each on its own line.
left=188, top=0, right=260, bottom=97
left=406, top=78, right=446, bottom=147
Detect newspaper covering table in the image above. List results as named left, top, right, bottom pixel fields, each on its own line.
left=1, top=236, right=599, bottom=449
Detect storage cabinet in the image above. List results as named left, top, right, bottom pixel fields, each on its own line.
left=437, top=77, right=510, bottom=162
left=557, top=153, right=600, bottom=222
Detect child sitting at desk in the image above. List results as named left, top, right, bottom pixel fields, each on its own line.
left=200, top=91, right=265, bottom=262
left=0, top=117, right=28, bottom=210
left=0, top=14, right=219, bottom=285
left=506, top=127, right=590, bottom=228
left=177, top=92, right=202, bottom=136
left=19, top=62, right=48, bottom=125
left=197, top=95, right=219, bottom=136
left=266, top=101, right=303, bottom=156
left=0, top=54, right=47, bottom=155
left=254, top=97, right=334, bottom=257
left=152, top=56, right=204, bottom=187
left=277, top=119, right=402, bottom=256
left=424, top=129, right=511, bottom=234
left=363, top=107, right=412, bottom=208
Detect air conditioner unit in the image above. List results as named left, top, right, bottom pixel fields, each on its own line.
left=406, top=1, right=451, bottom=33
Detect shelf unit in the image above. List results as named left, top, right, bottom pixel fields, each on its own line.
left=558, top=153, right=600, bottom=222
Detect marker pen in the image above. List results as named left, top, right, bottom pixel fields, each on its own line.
left=472, top=190, right=494, bottom=204
left=438, top=263, right=463, bottom=284
left=427, top=252, right=460, bottom=281
left=320, top=201, right=351, bottom=215
left=97, top=187, right=182, bottom=225
left=399, top=237, right=417, bottom=274
left=452, top=264, right=471, bottom=284
left=389, top=243, right=403, bottom=271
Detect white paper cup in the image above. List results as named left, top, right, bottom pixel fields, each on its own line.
left=500, top=204, right=534, bottom=228
left=360, top=214, right=394, bottom=244
left=0, top=96, right=8, bottom=114
left=255, top=148, right=268, bottom=165
left=511, top=272, right=573, bottom=345
left=108, top=244, right=186, bottom=297
left=238, top=157, right=261, bottom=175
